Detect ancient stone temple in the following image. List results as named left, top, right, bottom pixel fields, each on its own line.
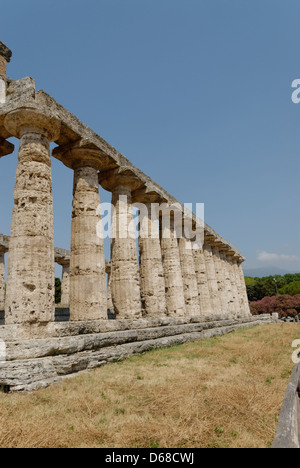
left=0, top=42, right=277, bottom=392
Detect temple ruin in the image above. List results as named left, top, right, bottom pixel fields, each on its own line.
left=0, top=42, right=277, bottom=392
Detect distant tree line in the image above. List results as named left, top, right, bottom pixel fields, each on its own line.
left=245, top=273, right=300, bottom=302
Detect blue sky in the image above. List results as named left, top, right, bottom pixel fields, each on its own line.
left=1, top=0, right=300, bottom=275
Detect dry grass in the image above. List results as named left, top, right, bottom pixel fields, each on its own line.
left=0, top=323, right=299, bottom=448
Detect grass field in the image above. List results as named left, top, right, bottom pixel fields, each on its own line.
left=0, top=323, right=299, bottom=448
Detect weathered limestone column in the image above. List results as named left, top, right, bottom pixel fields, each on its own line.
left=212, top=245, right=228, bottom=316
left=203, top=243, right=222, bottom=315
left=60, top=263, right=70, bottom=308
left=160, top=210, right=186, bottom=317
left=219, top=251, right=236, bottom=318
left=70, top=166, right=107, bottom=320
left=4, top=109, right=60, bottom=324
left=53, top=143, right=107, bottom=321
left=55, top=249, right=70, bottom=308
left=106, top=263, right=114, bottom=314
left=193, top=246, right=212, bottom=317
left=132, top=189, right=167, bottom=317
left=99, top=169, right=143, bottom=319
left=0, top=251, right=5, bottom=311
left=238, top=262, right=251, bottom=316
left=233, top=258, right=251, bottom=317
left=226, top=254, right=241, bottom=318
left=178, top=236, right=200, bottom=316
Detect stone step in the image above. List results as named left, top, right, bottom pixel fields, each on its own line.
left=0, top=308, right=116, bottom=325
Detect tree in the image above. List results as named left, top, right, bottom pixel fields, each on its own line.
left=279, top=281, right=300, bottom=296
left=55, top=278, right=61, bottom=304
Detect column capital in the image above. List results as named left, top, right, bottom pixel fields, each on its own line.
left=132, top=186, right=167, bottom=204
left=99, top=167, right=144, bottom=193
left=4, top=108, right=60, bottom=141
left=203, top=242, right=213, bottom=252
left=0, top=138, right=14, bottom=158
left=0, top=41, right=12, bottom=77
left=54, top=250, right=70, bottom=267
left=0, top=42, right=12, bottom=63
left=232, top=254, right=242, bottom=264
left=53, top=139, right=109, bottom=171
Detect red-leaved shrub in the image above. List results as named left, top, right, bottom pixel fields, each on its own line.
left=250, top=295, right=300, bottom=319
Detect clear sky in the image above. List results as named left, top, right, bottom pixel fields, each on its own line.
left=1, top=0, right=300, bottom=275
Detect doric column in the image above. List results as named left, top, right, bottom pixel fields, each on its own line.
left=233, top=258, right=251, bottom=317
left=54, top=249, right=70, bottom=308
left=132, top=189, right=167, bottom=317
left=99, top=169, right=143, bottom=320
left=178, top=237, right=200, bottom=316
left=4, top=109, right=60, bottom=324
left=193, top=247, right=212, bottom=317
left=0, top=237, right=8, bottom=313
left=60, top=263, right=70, bottom=308
left=219, top=251, right=236, bottom=318
left=203, top=243, right=222, bottom=315
left=239, top=262, right=251, bottom=316
left=160, top=210, right=186, bottom=317
left=53, top=143, right=107, bottom=321
left=106, top=263, right=114, bottom=314
left=212, top=245, right=228, bottom=316
left=226, top=254, right=241, bottom=318
left=0, top=251, right=5, bottom=311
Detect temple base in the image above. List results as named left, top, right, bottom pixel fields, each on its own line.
left=0, top=314, right=278, bottom=392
